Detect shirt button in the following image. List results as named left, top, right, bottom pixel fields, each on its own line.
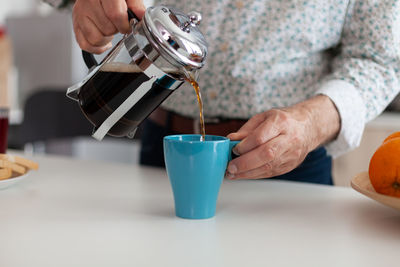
left=209, top=91, right=218, bottom=100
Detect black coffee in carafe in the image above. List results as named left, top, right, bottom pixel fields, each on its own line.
left=79, top=63, right=177, bottom=137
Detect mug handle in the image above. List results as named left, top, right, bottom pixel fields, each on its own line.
left=228, top=141, right=240, bottom=161
left=81, top=9, right=141, bottom=69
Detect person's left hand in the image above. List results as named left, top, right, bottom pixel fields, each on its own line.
left=225, top=95, right=340, bottom=180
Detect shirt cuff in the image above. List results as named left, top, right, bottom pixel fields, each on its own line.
left=314, top=79, right=366, bottom=158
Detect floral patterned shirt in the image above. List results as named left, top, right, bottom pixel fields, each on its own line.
left=156, top=0, right=400, bottom=157
left=46, top=0, right=400, bottom=157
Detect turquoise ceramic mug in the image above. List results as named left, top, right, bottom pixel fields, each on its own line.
left=163, top=134, right=239, bottom=219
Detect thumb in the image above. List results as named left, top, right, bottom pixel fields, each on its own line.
left=126, top=0, right=146, bottom=19
left=227, top=131, right=248, bottom=141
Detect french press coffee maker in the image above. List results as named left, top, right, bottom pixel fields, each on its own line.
left=67, top=5, right=207, bottom=140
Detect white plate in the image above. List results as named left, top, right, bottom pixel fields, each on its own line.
left=0, top=172, right=30, bottom=190
left=351, top=172, right=400, bottom=211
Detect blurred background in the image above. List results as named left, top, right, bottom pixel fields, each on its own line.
left=0, top=0, right=399, bottom=185
left=1, top=0, right=154, bottom=165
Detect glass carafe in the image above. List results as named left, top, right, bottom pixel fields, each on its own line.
left=67, top=6, right=207, bottom=140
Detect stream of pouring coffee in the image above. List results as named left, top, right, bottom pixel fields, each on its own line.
left=185, top=70, right=206, bottom=141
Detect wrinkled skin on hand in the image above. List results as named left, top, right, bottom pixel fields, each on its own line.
left=226, top=95, right=340, bottom=180
left=72, top=0, right=145, bottom=54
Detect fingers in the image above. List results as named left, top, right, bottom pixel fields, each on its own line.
left=126, top=0, right=146, bottom=19
left=227, top=135, right=288, bottom=176
left=227, top=113, right=266, bottom=141
left=101, top=0, right=145, bottom=33
left=227, top=110, right=285, bottom=155
left=229, top=161, right=295, bottom=180
left=231, top=110, right=289, bottom=156
left=80, top=16, right=114, bottom=47
left=90, top=2, right=118, bottom=36
left=227, top=148, right=302, bottom=180
left=233, top=120, right=281, bottom=157
left=101, top=0, right=130, bottom=34
left=72, top=0, right=146, bottom=54
left=225, top=108, right=311, bottom=180
left=72, top=0, right=116, bottom=53
left=74, top=24, right=112, bottom=54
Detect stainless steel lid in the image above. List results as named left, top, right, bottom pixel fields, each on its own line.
left=143, top=5, right=208, bottom=69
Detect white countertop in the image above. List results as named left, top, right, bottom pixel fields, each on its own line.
left=0, top=153, right=399, bottom=267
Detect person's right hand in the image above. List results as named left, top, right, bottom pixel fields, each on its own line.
left=72, top=0, right=146, bottom=54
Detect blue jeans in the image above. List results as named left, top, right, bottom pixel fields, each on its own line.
left=139, top=118, right=333, bottom=185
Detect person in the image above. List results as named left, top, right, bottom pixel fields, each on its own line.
left=46, top=0, right=400, bottom=185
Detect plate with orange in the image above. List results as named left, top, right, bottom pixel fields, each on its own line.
left=351, top=172, right=400, bottom=210
left=351, top=132, right=400, bottom=210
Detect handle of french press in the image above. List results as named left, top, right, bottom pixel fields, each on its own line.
left=82, top=9, right=140, bottom=69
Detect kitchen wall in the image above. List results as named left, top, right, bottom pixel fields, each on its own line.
left=3, top=0, right=153, bottom=162
left=0, top=0, right=42, bottom=25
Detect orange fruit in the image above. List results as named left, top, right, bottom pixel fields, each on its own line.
left=369, top=137, right=400, bottom=198
left=383, top=131, right=400, bottom=144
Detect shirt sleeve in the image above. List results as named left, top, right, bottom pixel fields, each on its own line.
left=314, top=0, right=400, bottom=158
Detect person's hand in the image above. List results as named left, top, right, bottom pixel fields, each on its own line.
left=226, top=95, right=340, bottom=180
left=72, top=0, right=146, bottom=54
